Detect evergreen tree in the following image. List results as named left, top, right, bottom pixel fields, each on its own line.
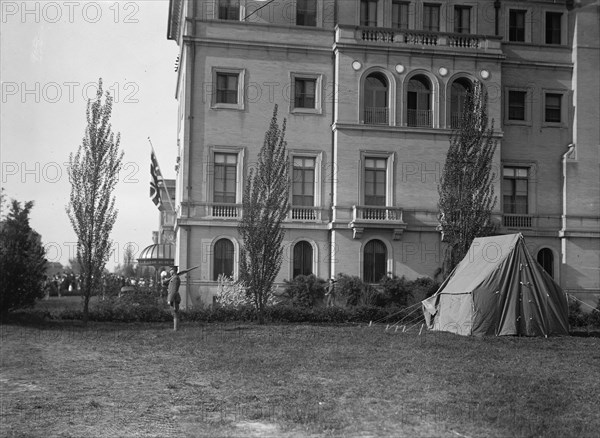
left=0, top=200, right=47, bottom=313
left=438, top=81, right=498, bottom=277
left=238, top=105, right=290, bottom=323
left=66, top=79, right=124, bottom=323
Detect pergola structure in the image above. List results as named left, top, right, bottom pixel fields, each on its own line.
left=137, top=243, right=175, bottom=294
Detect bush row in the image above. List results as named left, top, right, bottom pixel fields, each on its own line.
left=282, top=274, right=440, bottom=309
left=18, top=303, right=424, bottom=325
left=568, top=298, right=600, bottom=328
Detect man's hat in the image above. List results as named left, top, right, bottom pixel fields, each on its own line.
left=170, top=265, right=178, bottom=271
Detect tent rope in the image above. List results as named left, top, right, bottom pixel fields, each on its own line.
left=370, top=300, right=423, bottom=325
left=388, top=304, right=425, bottom=329
left=567, top=293, right=599, bottom=313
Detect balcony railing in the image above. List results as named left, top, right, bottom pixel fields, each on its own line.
left=211, top=203, right=241, bottom=218
left=448, top=34, right=481, bottom=48
left=503, top=214, right=533, bottom=228
left=353, top=205, right=403, bottom=222
left=336, top=26, right=502, bottom=53
left=350, top=205, right=407, bottom=240
left=289, top=206, right=320, bottom=221
left=407, top=109, right=432, bottom=127
left=364, top=107, right=389, bottom=125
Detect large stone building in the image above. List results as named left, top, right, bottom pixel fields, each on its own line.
left=166, top=0, right=599, bottom=309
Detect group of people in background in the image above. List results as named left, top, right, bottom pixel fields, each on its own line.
left=43, top=273, right=81, bottom=298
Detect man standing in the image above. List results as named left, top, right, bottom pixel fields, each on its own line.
left=163, top=266, right=181, bottom=331
left=325, top=278, right=336, bottom=307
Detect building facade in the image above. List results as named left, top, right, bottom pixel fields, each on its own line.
left=167, top=0, right=599, bottom=309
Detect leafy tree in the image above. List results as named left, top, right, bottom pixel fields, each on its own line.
left=120, top=244, right=137, bottom=278
left=0, top=200, right=47, bottom=313
left=66, top=79, right=124, bottom=323
left=238, top=105, right=290, bottom=323
left=438, top=81, right=498, bottom=277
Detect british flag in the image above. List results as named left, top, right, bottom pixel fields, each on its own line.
left=150, top=150, right=162, bottom=207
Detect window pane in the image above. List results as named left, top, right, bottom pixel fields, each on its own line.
left=546, top=12, right=562, bottom=44
left=216, top=73, right=238, bottom=104
left=295, top=78, right=317, bottom=109
left=365, top=161, right=386, bottom=205
left=293, top=241, right=313, bottom=277
left=509, top=10, right=526, bottom=42
left=502, top=167, right=529, bottom=214
left=213, top=239, right=234, bottom=280
left=424, top=4, right=440, bottom=32
left=213, top=153, right=237, bottom=203
left=218, top=0, right=239, bottom=20
left=508, top=90, right=526, bottom=120
left=392, top=1, right=408, bottom=29
left=545, top=94, right=562, bottom=122
left=364, top=240, right=386, bottom=283
left=454, top=6, right=470, bottom=34
left=297, top=0, right=317, bottom=26
left=361, top=0, right=378, bottom=27
left=537, top=249, right=554, bottom=278
left=292, top=158, right=315, bottom=206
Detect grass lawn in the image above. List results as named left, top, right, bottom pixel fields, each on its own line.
left=1, top=316, right=599, bottom=438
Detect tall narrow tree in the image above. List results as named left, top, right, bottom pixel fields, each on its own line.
left=238, top=105, right=290, bottom=324
left=438, top=81, right=498, bottom=277
left=67, top=79, right=124, bottom=323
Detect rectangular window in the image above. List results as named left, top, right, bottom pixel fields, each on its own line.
left=292, top=157, right=315, bottom=207
left=454, top=6, right=471, bottom=34
left=213, top=153, right=238, bottom=204
left=360, top=0, right=378, bottom=27
left=218, top=0, right=239, bottom=20
left=503, top=167, right=528, bottom=214
left=508, top=90, right=526, bottom=121
left=423, top=4, right=440, bottom=32
left=364, top=158, right=387, bottom=206
left=545, top=93, right=562, bottom=123
left=509, top=9, right=526, bottom=42
left=216, top=73, right=238, bottom=104
left=392, top=1, right=408, bottom=29
left=294, top=78, right=316, bottom=109
left=296, top=0, right=317, bottom=26
left=546, top=12, right=562, bottom=44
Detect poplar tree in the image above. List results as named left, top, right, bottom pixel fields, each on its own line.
left=438, top=81, right=498, bottom=277
left=67, top=79, right=124, bottom=323
left=238, top=105, right=290, bottom=324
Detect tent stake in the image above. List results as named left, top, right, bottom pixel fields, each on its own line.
left=419, top=324, right=424, bottom=336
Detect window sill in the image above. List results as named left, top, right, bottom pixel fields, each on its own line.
left=291, top=107, right=322, bottom=115
left=541, top=121, right=566, bottom=128
left=504, top=119, right=532, bottom=127
left=211, top=103, right=244, bottom=111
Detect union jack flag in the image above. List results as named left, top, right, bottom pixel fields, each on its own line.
left=150, top=150, right=162, bottom=207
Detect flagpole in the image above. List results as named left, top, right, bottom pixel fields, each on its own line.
left=148, top=137, right=176, bottom=213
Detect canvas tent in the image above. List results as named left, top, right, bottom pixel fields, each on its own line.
left=422, top=233, right=569, bottom=336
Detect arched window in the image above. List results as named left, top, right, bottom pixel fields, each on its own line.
left=450, top=78, right=472, bottom=128
left=364, top=239, right=386, bottom=283
left=537, top=248, right=554, bottom=278
left=363, top=73, right=389, bottom=125
left=213, top=238, right=234, bottom=280
left=293, top=241, right=313, bottom=278
left=407, top=75, right=432, bottom=127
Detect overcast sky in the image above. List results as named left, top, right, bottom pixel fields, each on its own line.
left=1, top=1, right=179, bottom=269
